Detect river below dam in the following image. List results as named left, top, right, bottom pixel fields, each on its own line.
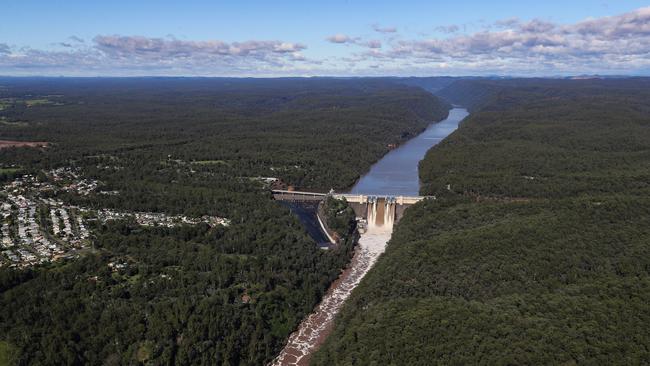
left=272, top=107, right=469, bottom=365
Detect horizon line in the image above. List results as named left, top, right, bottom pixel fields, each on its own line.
left=1, top=74, right=648, bottom=79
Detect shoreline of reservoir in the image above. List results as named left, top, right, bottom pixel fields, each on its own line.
left=349, top=107, right=469, bottom=196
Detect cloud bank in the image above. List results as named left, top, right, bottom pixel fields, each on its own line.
left=94, top=35, right=306, bottom=59
left=353, top=6, right=650, bottom=74
left=1, top=7, right=650, bottom=76
left=0, top=36, right=310, bottom=76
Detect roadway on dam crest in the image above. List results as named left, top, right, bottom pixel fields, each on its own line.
left=272, top=107, right=469, bottom=366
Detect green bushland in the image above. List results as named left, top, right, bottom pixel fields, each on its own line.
left=24, top=99, right=52, bottom=107
left=322, top=196, right=357, bottom=239
left=0, top=341, right=16, bottom=366
left=0, top=167, right=22, bottom=183
left=0, top=78, right=450, bottom=365
left=313, top=78, right=650, bottom=365
left=190, top=160, right=230, bottom=166
left=0, top=78, right=450, bottom=191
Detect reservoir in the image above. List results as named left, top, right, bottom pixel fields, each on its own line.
left=350, top=107, right=469, bottom=196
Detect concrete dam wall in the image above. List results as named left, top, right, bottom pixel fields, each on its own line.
left=272, top=190, right=427, bottom=231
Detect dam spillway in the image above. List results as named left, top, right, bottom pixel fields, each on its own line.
left=271, top=190, right=426, bottom=230
left=368, top=196, right=393, bottom=229
left=334, top=194, right=422, bottom=230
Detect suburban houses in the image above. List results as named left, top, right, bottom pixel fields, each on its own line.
left=0, top=170, right=230, bottom=268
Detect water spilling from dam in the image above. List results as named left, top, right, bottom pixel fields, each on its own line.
left=272, top=108, right=468, bottom=365
left=366, top=196, right=396, bottom=231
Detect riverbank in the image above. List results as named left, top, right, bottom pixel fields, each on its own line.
left=271, top=228, right=391, bottom=366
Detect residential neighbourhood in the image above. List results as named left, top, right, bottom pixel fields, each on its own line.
left=0, top=170, right=230, bottom=268
left=95, top=209, right=230, bottom=228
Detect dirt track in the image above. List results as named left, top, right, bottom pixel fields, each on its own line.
left=0, top=140, right=48, bottom=149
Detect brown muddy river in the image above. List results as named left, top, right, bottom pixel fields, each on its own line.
left=271, top=229, right=391, bottom=366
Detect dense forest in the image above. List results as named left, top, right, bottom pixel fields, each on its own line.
left=313, top=78, right=650, bottom=365
left=322, top=196, right=357, bottom=240
left=0, top=78, right=449, bottom=191
left=0, top=78, right=450, bottom=365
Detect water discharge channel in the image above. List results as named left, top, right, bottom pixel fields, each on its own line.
left=272, top=108, right=469, bottom=365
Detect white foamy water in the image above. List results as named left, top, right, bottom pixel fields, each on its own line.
left=271, top=228, right=391, bottom=366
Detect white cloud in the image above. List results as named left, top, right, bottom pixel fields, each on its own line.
left=326, top=34, right=381, bottom=49
left=372, top=24, right=397, bottom=33
left=69, top=36, right=85, bottom=43
left=435, top=25, right=460, bottom=34
left=365, top=40, right=382, bottom=49
left=326, top=34, right=353, bottom=44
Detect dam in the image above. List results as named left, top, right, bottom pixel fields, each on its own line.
left=271, top=190, right=427, bottom=231
left=337, top=194, right=424, bottom=230
left=272, top=107, right=468, bottom=366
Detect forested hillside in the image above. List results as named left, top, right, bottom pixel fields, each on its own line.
left=0, top=78, right=449, bottom=191
left=0, top=78, right=449, bottom=365
left=392, top=77, right=457, bottom=94
left=314, top=78, right=650, bottom=365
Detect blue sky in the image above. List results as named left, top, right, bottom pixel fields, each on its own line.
left=2, top=0, right=650, bottom=76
